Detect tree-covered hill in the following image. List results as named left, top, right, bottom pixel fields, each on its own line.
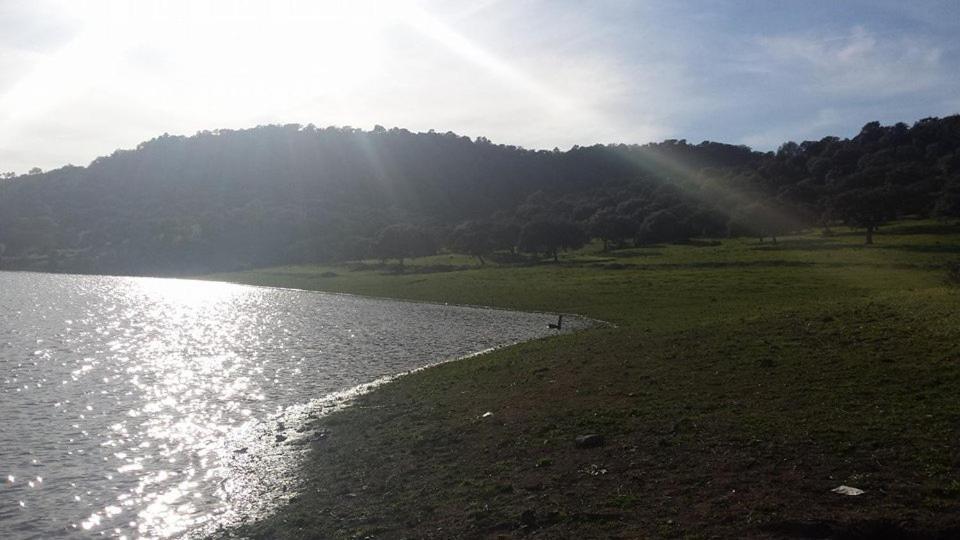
left=1, top=116, right=958, bottom=275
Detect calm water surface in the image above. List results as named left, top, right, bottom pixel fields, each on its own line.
left=0, top=272, right=585, bottom=539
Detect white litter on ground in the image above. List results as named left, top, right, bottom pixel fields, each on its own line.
left=831, top=485, right=865, bottom=496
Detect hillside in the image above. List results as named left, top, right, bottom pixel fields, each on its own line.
left=1, top=117, right=959, bottom=275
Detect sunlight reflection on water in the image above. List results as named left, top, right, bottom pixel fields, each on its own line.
left=0, top=272, right=588, bottom=539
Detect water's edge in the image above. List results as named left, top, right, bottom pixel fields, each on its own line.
left=2, top=271, right=598, bottom=539
left=188, top=277, right=604, bottom=538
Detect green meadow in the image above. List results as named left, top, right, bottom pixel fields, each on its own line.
left=210, top=221, right=960, bottom=538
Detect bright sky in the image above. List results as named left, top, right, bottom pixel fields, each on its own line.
left=1, top=0, right=958, bottom=174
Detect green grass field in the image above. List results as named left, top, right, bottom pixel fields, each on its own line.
left=209, top=221, right=960, bottom=538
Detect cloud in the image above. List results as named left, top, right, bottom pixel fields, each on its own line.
left=756, top=26, right=945, bottom=97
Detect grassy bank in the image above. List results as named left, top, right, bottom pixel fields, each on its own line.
left=210, top=221, right=960, bottom=539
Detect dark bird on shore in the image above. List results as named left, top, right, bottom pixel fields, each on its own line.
left=548, top=315, right=563, bottom=330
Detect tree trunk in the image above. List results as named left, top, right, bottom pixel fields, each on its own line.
left=865, top=226, right=874, bottom=244
left=552, top=250, right=558, bottom=262
left=477, top=254, right=485, bottom=266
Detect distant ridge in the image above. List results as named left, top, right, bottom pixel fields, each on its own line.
left=0, top=116, right=958, bottom=274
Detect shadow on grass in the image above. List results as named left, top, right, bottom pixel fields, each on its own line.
left=598, top=259, right=945, bottom=272
left=750, top=240, right=865, bottom=252
left=879, top=244, right=960, bottom=254
left=348, top=262, right=480, bottom=275
left=371, top=258, right=947, bottom=274
left=605, top=248, right=664, bottom=258
left=644, top=260, right=819, bottom=270
left=589, top=260, right=821, bottom=271
left=812, top=223, right=960, bottom=239
left=683, top=239, right=724, bottom=247
left=381, top=265, right=478, bottom=275
left=881, top=223, right=960, bottom=236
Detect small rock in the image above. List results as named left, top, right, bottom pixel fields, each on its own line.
left=233, top=447, right=248, bottom=454
left=575, top=434, right=604, bottom=448
left=481, top=411, right=494, bottom=419
left=275, top=434, right=287, bottom=443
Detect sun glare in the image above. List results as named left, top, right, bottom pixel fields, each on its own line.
left=0, top=0, right=601, bottom=168
left=129, top=277, right=246, bottom=308
left=1, top=1, right=399, bottom=144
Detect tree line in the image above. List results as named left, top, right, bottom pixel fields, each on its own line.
left=1, top=116, right=958, bottom=274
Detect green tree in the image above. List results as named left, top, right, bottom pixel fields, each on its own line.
left=588, top=208, right=634, bottom=250
left=728, top=202, right=797, bottom=244
left=449, top=221, right=496, bottom=265
left=373, top=224, right=437, bottom=265
left=636, top=209, right=686, bottom=245
left=518, top=221, right=586, bottom=262
left=933, top=177, right=960, bottom=222
left=829, top=186, right=901, bottom=244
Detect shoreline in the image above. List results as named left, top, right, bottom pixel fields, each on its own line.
left=199, top=342, right=535, bottom=539
left=211, top=223, right=960, bottom=538
left=204, top=306, right=603, bottom=536
left=0, top=268, right=614, bottom=328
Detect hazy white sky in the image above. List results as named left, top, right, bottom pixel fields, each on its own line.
left=1, top=0, right=958, bottom=173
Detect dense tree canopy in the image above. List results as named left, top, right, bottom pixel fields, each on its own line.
left=1, top=115, right=959, bottom=274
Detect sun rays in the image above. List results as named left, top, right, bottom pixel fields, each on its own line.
left=0, top=0, right=611, bottom=173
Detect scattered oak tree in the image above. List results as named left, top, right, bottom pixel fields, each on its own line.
left=491, top=222, right=521, bottom=255
left=828, top=186, right=901, bottom=244
left=934, top=177, right=960, bottom=222
left=588, top=208, right=634, bottom=250
left=636, top=209, right=686, bottom=245
left=728, top=202, right=796, bottom=244
left=518, top=220, right=587, bottom=262
left=372, top=224, right=437, bottom=265
left=449, top=220, right=497, bottom=265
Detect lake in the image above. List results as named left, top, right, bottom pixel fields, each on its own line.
left=0, top=272, right=585, bottom=539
